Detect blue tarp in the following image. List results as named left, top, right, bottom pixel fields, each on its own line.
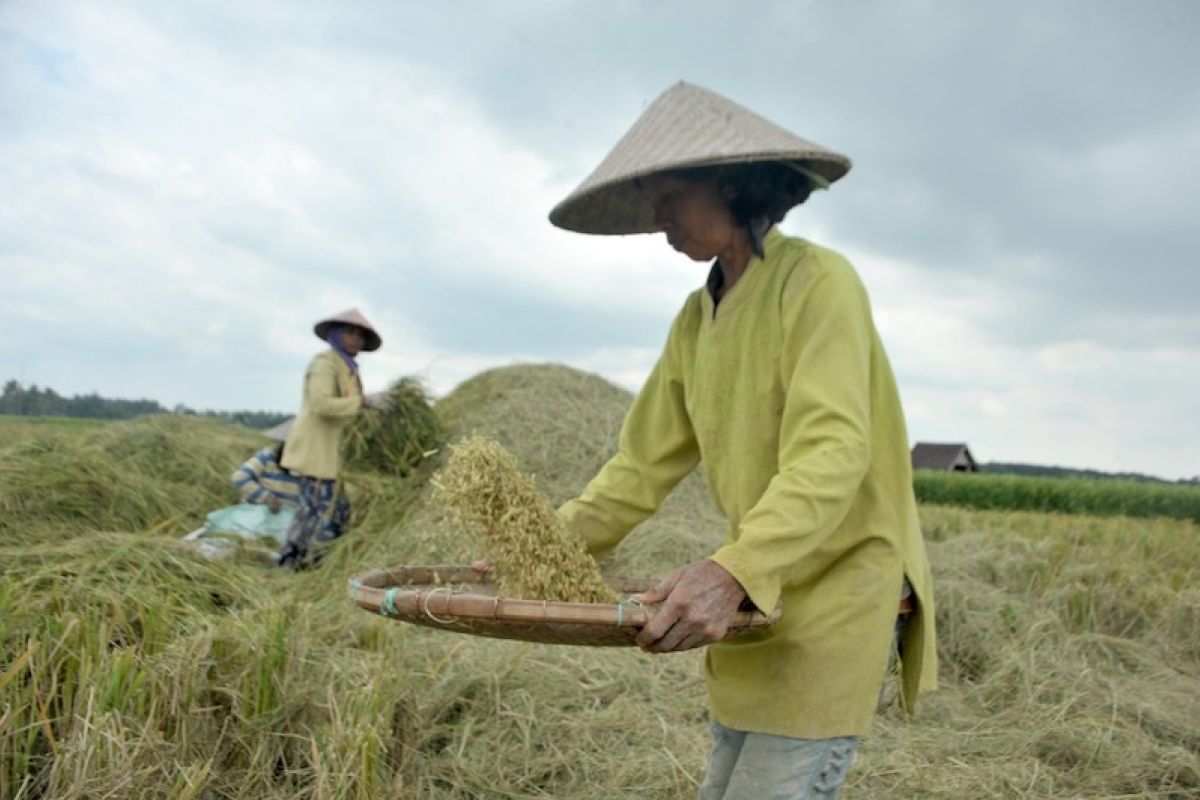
left=184, top=503, right=294, bottom=547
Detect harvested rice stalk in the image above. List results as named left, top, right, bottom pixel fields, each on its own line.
left=343, top=377, right=443, bottom=477
left=434, top=436, right=617, bottom=603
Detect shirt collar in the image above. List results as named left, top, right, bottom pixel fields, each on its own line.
left=704, top=226, right=783, bottom=306
left=705, top=260, right=725, bottom=303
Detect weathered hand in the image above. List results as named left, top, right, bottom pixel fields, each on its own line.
left=635, top=559, right=748, bottom=653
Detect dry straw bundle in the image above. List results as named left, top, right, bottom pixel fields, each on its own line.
left=0, top=415, right=263, bottom=545
left=433, top=436, right=617, bottom=603
left=390, top=364, right=727, bottom=573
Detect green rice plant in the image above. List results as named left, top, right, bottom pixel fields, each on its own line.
left=343, top=377, right=443, bottom=478
left=914, top=469, right=1200, bottom=522
left=0, top=415, right=106, bottom=450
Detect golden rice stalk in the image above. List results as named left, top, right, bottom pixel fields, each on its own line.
left=433, top=436, right=617, bottom=603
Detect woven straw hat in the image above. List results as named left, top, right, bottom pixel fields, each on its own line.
left=313, top=307, right=382, bottom=352
left=263, top=418, right=294, bottom=442
left=549, top=81, right=851, bottom=235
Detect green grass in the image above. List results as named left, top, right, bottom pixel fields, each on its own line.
left=915, top=469, right=1200, bottom=523
left=0, top=415, right=107, bottom=449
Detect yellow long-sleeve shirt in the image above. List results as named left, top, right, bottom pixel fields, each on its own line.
left=280, top=349, right=362, bottom=480
left=559, top=228, right=937, bottom=738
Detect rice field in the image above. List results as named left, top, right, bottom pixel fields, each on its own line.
left=1, top=364, right=1197, bottom=799
left=0, top=415, right=105, bottom=450
left=915, top=470, right=1200, bottom=523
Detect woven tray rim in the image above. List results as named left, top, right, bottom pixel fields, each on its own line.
left=346, top=564, right=783, bottom=645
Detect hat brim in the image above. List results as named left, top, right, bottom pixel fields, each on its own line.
left=314, top=321, right=382, bottom=352
left=263, top=418, right=294, bottom=441
left=548, top=82, right=853, bottom=236
left=549, top=154, right=850, bottom=236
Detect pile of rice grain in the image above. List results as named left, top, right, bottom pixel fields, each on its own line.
left=433, top=436, right=617, bottom=603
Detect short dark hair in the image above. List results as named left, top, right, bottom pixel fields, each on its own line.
left=667, top=162, right=815, bottom=257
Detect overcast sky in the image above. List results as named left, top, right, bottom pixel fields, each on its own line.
left=2, top=1, right=1197, bottom=479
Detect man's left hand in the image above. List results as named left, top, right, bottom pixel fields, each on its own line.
left=635, top=559, right=748, bottom=653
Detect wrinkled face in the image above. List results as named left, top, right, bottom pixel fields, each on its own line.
left=339, top=326, right=366, bottom=356
left=641, top=173, right=738, bottom=262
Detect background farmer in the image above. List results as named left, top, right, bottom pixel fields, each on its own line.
left=548, top=82, right=938, bottom=799
left=231, top=418, right=299, bottom=515
left=277, top=308, right=383, bottom=570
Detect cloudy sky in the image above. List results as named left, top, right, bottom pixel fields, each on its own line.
left=2, top=1, right=1197, bottom=479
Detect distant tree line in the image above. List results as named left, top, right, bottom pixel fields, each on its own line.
left=1, top=379, right=289, bottom=430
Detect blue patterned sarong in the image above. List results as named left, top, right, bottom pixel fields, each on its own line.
left=276, top=476, right=350, bottom=570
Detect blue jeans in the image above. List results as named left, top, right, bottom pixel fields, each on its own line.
left=698, top=721, right=858, bottom=800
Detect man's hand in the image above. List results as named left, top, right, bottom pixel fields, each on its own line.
left=635, top=559, right=748, bottom=653
left=267, top=494, right=282, bottom=514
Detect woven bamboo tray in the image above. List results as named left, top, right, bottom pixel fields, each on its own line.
left=347, top=564, right=783, bottom=647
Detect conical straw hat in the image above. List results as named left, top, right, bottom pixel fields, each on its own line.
left=263, top=417, right=294, bottom=442
left=549, top=82, right=851, bottom=235
left=313, top=307, right=382, bottom=352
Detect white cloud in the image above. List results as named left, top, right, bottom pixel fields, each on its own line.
left=841, top=245, right=1200, bottom=478
left=2, top=1, right=1197, bottom=481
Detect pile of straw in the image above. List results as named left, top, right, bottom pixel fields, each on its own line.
left=387, top=364, right=726, bottom=573
left=3, top=363, right=1198, bottom=798
left=0, top=414, right=262, bottom=545
left=434, top=363, right=630, bottom=505
left=343, top=377, right=443, bottom=477
left=433, top=436, right=617, bottom=603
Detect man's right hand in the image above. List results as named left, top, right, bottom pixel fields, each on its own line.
left=267, top=494, right=282, bottom=514
left=634, top=559, right=748, bottom=653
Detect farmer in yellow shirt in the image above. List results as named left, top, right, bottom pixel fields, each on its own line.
left=548, top=82, right=937, bottom=799
left=277, top=308, right=384, bottom=570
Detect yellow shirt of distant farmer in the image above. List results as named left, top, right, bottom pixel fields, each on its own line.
left=281, top=350, right=362, bottom=480
left=560, top=228, right=938, bottom=739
